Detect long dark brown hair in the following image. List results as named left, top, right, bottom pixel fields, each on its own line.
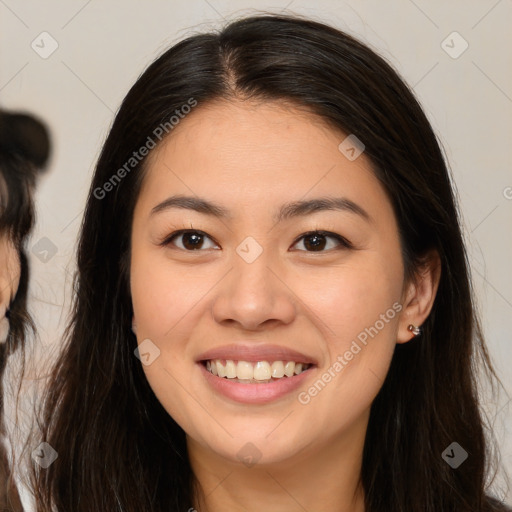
left=30, top=13, right=510, bottom=511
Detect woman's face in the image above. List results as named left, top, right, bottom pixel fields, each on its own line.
left=0, top=177, right=21, bottom=343
left=130, top=99, right=417, bottom=465
left=0, top=238, right=20, bottom=344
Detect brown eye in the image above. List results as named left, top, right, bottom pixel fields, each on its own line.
left=161, top=230, right=219, bottom=251
left=292, top=231, right=352, bottom=252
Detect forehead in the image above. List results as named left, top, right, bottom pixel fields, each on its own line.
left=152, top=98, right=346, bottom=159
left=136, top=99, right=391, bottom=222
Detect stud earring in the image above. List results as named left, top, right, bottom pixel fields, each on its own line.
left=408, top=324, right=421, bottom=336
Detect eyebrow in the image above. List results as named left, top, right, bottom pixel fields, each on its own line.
left=150, top=194, right=371, bottom=223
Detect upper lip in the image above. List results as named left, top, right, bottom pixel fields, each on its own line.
left=196, top=343, right=318, bottom=365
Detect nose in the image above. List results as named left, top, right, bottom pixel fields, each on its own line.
left=210, top=250, right=297, bottom=331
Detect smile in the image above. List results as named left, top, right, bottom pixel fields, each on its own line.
left=204, top=359, right=311, bottom=382
left=199, top=359, right=316, bottom=404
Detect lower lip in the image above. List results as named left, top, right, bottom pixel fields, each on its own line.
left=198, top=362, right=314, bottom=404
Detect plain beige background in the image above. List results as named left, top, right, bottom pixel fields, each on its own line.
left=1, top=0, right=511, bottom=508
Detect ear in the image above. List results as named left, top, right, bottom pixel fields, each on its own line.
left=131, top=317, right=137, bottom=335
left=397, top=249, right=441, bottom=344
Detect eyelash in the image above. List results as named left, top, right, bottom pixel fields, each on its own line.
left=159, top=229, right=353, bottom=253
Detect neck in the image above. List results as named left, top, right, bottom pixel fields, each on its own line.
left=187, top=410, right=369, bottom=512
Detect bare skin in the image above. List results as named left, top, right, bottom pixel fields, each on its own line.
left=0, top=234, right=20, bottom=344
left=130, top=99, right=440, bottom=512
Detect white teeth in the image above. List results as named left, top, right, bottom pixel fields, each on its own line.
left=205, top=359, right=311, bottom=381
left=271, top=361, right=285, bottom=378
left=253, top=361, right=271, bottom=381
left=284, top=361, right=295, bottom=377
left=237, top=361, right=253, bottom=380
left=216, top=361, right=226, bottom=378
left=225, top=360, right=237, bottom=378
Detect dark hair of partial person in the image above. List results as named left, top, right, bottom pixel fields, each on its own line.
left=0, top=108, right=50, bottom=393
left=29, top=13, right=510, bottom=512
left=0, top=109, right=50, bottom=511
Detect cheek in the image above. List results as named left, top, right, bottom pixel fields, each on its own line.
left=292, top=256, right=402, bottom=408
left=130, top=251, right=201, bottom=424
left=0, top=239, right=21, bottom=300
left=130, top=248, right=212, bottom=353
left=296, top=257, right=402, bottom=341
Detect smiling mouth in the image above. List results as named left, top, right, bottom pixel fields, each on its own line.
left=202, top=359, right=314, bottom=383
